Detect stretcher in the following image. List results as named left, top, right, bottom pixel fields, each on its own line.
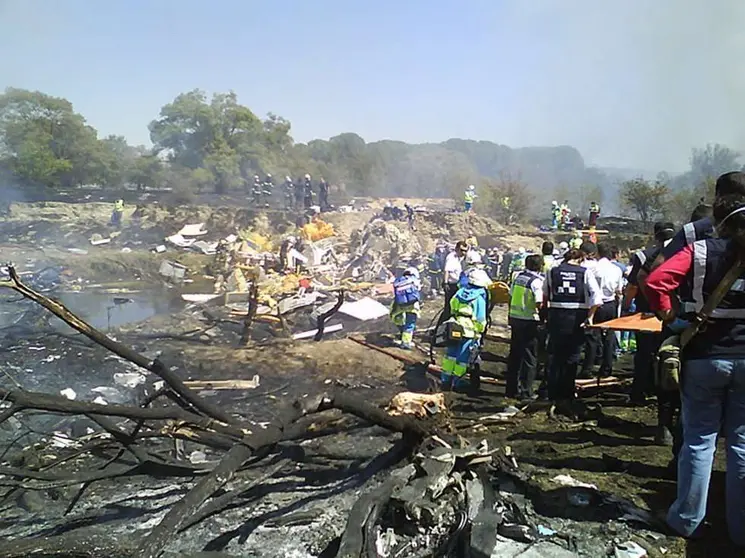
left=587, top=313, right=662, bottom=333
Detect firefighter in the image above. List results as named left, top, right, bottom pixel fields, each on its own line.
left=262, top=174, right=274, bottom=207
left=251, top=175, right=262, bottom=206
left=303, top=173, right=314, bottom=209
left=284, top=176, right=294, bottom=209
left=390, top=267, right=421, bottom=350
left=440, top=268, right=491, bottom=390
left=318, top=177, right=329, bottom=211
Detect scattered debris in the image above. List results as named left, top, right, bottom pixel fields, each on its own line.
left=183, top=376, right=261, bottom=390
left=551, top=474, right=599, bottom=490
left=387, top=392, right=446, bottom=418
left=59, top=388, right=76, bottom=400
left=338, top=296, right=390, bottom=321
left=615, top=541, right=648, bottom=558
left=292, top=323, right=343, bottom=340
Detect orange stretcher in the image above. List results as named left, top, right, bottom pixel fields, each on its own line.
left=588, top=313, right=662, bottom=333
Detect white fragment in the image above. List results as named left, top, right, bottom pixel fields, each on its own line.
left=60, top=388, right=77, bottom=400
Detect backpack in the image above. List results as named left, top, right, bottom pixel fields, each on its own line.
left=393, top=276, right=420, bottom=305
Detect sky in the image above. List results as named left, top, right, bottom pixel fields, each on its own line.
left=1, top=0, right=744, bottom=172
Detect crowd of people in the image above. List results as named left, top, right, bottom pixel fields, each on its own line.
left=391, top=171, right=745, bottom=548
left=251, top=173, right=331, bottom=211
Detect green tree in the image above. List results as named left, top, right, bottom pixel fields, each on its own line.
left=481, top=173, right=532, bottom=222
left=0, top=88, right=105, bottom=188
left=620, top=178, right=670, bottom=224
left=149, top=90, right=284, bottom=194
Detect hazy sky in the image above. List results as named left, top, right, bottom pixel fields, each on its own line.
left=1, top=0, right=744, bottom=171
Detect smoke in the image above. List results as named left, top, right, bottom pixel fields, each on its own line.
left=495, top=0, right=745, bottom=171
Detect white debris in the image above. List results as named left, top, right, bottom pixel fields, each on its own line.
left=92, top=396, right=108, bottom=406
left=159, top=260, right=187, bottom=282
left=177, top=223, right=208, bottom=236
left=188, top=450, right=208, bottom=464
left=121, top=247, right=132, bottom=253
left=42, top=355, right=61, bottom=363
left=67, top=248, right=89, bottom=255
left=614, top=541, right=648, bottom=558
left=550, top=474, right=598, bottom=490
left=50, top=432, right=77, bottom=448
left=113, top=372, right=147, bottom=389
left=60, top=388, right=76, bottom=400
left=154, top=244, right=167, bottom=253
left=338, top=297, right=390, bottom=321
left=182, top=293, right=220, bottom=303
left=165, top=234, right=195, bottom=248
left=292, top=323, right=343, bottom=340
left=224, top=234, right=238, bottom=243
left=89, top=236, right=111, bottom=246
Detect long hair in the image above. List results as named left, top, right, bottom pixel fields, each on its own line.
left=714, top=194, right=745, bottom=254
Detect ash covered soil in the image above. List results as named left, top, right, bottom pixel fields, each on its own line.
left=0, top=200, right=734, bottom=558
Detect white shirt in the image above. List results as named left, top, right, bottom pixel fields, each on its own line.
left=594, top=257, right=624, bottom=303
left=444, top=251, right=464, bottom=284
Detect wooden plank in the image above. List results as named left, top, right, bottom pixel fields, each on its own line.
left=588, top=313, right=662, bottom=332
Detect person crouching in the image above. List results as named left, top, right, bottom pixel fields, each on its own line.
left=390, top=267, right=422, bottom=350
left=441, top=268, right=491, bottom=390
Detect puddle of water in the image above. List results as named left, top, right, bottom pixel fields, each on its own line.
left=56, top=291, right=173, bottom=330
left=0, top=290, right=176, bottom=332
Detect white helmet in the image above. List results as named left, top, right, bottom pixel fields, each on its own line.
left=559, top=241, right=569, bottom=250
left=286, top=175, right=292, bottom=182
left=254, top=174, right=260, bottom=180
left=518, top=247, right=526, bottom=254
left=403, top=267, right=420, bottom=279
left=266, top=173, right=272, bottom=178
left=467, top=268, right=491, bottom=288
left=304, top=173, right=311, bottom=180
left=552, top=200, right=558, bottom=206
left=466, top=250, right=482, bottom=265
left=468, top=184, right=475, bottom=191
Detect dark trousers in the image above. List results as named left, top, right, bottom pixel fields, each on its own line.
left=547, top=326, right=584, bottom=401
left=632, top=332, right=661, bottom=400
left=429, top=272, right=442, bottom=293
left=582, top=301, right=617, bottom=376
left=659, top=388, right=682, bottom=456
left=507, top=319, right=539, bottom=398
left=442, top=282, right=459, bottom=321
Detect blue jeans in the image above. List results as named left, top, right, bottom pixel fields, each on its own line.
left=667, top=358, right=745, bottom=546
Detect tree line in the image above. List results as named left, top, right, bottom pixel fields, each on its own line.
left=0, top=86, right=740, bottom=223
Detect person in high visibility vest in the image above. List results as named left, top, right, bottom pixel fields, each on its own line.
left=569, top=230, right=583, bottom=250
left=501, top=196, right=512, bottom=224
left=441, top=268, right=491, bottom=390
left=390, top=267, right=421, bottom=350
left=551, top=201, right=561, bottom=230
left=110, top=199, right=124, bottom=227
left=588, top=201, right=600, bottom=228
left=464, top=185, right=477, bottom=212
left=507, top=255, right=544, bottom=399
left=541, top=241, right=556, bottom=274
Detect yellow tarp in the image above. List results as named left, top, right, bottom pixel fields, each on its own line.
left=489, top=281, right=510, bottom=304
left=301, top=218, right=335, bottom=241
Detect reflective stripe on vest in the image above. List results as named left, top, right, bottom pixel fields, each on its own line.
left=546, top=264, right=589, bottom=309
left=683, top=222, right=697, bottom=247
left=635, top=250, right=647, bottom=266
left=691, top=239, right=745, bottom=318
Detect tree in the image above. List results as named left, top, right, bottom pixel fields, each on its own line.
left=481, top=173, right=532, bottom=222
left=690, top=143, right=740, bottom=185
left=0, top=88, right=105, bottom=188
left=149, top=90, right=281, bottom=194
left=620, top=178, right=670, bottom=224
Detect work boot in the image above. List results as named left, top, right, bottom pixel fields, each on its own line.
left=655, top=425, right=674, bottom=446
left=392, top=338, right=402, bottom=346
left=400, top=343, right=413, bottom=351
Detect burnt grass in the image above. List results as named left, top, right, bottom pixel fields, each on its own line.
left=0, top=308, right=739, bottom=558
